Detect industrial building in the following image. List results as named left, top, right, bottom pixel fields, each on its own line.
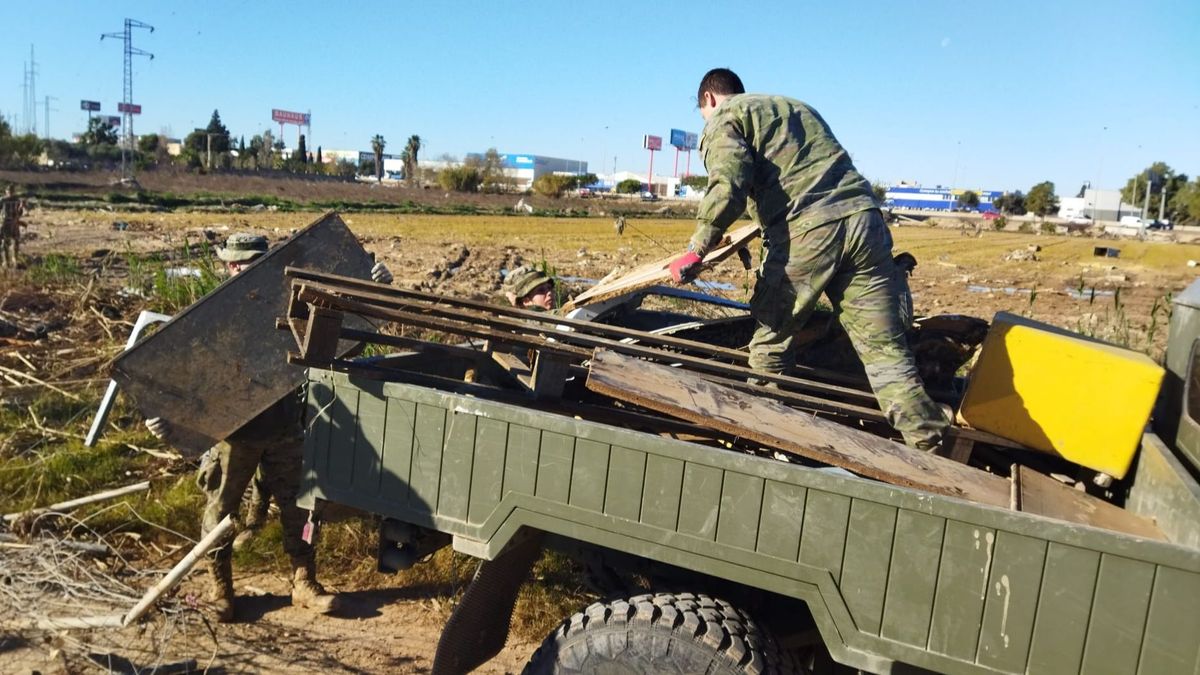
left=464, top=152, right=588, bottom=191
left=884, top=185, right=1002, bottom=212
left=1059, top=189, right=1144, bottom=223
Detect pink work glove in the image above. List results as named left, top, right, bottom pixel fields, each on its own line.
left=669, top=251, right=703, bottom=284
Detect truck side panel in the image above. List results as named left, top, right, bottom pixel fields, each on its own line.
left=300, top=371, right=1200, bottom=675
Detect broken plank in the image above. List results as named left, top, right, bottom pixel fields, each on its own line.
left=1015, top=465, right=1164, bottom=540
left=586, top=349, right=1012, bottom=508
left=530, top=351, right=571, bottom=399
left=563, top=222, right=761, bottom=311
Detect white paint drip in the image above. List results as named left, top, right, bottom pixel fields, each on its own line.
left=973, top=529, right=980, bottom=550
left=980, top=531, right=995, bottom=600
left=995, top=574, right=1012, bottom=648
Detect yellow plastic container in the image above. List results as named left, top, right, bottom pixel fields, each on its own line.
left=959, top=312, right=1164, bottom=478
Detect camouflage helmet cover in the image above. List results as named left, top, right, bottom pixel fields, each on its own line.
left=217, top=233, right=269, bottom=262
left=503, top=265, right=551, bottom=299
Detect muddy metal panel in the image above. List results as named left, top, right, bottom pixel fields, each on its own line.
left=300, top=370, right=1200, bottom=675
left=111, top=213, right=373, bottom=455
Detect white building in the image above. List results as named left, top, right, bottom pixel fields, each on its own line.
left=1059, top=189, right=1143, bottom=223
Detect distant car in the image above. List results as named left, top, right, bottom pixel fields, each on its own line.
left=640, top=191, right=659, bottom=202
left=982, top=211, right=1002, bottom=220
left=577, top=188, right=593, bottom=198
left=1066, top=214, right=1092, bottom=225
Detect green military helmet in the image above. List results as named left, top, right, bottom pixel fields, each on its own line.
left=217, top=233, right=269, bottom=262
left=503, top=265, right=552, bottom=300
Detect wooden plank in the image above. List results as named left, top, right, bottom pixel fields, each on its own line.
left=536, top=432, right=574, bottom=503
left=530, top=351, right=570, bottom=399
left=1016, top=465, right=1165, bottom=540
left=1026, top=543, right=1100, bottom=675
left=975, top=532, right=1046, bottom=672
left=641, top=455, right=685, bottom=531
left=797, top=491, right=851, bottom=584
left=437, top=411, right=476, bottom=521
left=756, top=481, right=806, bottom=561
left=677, top=463, right=723, bottom=540
left=111, top=213, right=374, bottom=456
left=467, top=417, right=508, bottom=525
left=379, top=399, right=416, bottom=501
left=491, top=351, right=532, bottom=389
left=408, top=403, right=446, bottom=513
left=563, top=221, right=761, bottom=310
left=715, top=473, right=765, bottom=551
left=502, top=425, right=540, bottom=496
left=1138, top=566, right=1200, bottom=675
left=568, top=439, right=609, bottom=512
left=299, top=305, right=344, bottom=363
left=587, top=349, right=1012, bottom=508
left=928, top=520, right=994, bottom=660
left=880, top=510, right=945, bottom=647
left=840, top=500, right=898, bottom=636
left=604, top=446, right=647, bottom=522
left=1080, top=554, right=1156, bottom=675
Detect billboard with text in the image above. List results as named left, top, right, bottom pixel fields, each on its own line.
left=272, top=108, right=310, bottom=125
left=80, top=100, right=101, bottom=112
left=643, top=134, right=662, bottom=151
left=669, top=129, right=699, bottom=150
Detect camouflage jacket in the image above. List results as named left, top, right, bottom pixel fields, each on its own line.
left=226, top=386, right=305, bottom=445
left=1, top=196, right=24, bottom=225
left=689, top=94, right=877, bottom=254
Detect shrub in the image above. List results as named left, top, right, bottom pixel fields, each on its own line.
left=1018, top=222, right=1033, bottom=233
left=616, top=178, right=643, bottom=194
left=1040, top=221, right=1057, bottom=235
left=532, top=174, right=576, bottom=198
left=438, top=166, right=482, bottom=192
left=993, top=216, right=1007, bottom=230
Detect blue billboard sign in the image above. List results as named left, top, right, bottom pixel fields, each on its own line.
left=670, top=129, right=698, bottom=150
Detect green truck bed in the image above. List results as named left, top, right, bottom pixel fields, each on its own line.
left=299, top=369, right=1200, bottom=675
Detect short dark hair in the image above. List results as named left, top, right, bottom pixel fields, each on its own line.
left=697, top=68, right=745, bottom=107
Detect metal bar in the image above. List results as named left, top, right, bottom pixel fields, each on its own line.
left=291, top=277, right=879, bottom=406
left=85, top=310, right=171, bottom=447
left=284, top=266, right=865, bottom=388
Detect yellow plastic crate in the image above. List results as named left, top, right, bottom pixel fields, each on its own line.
left=960, top=312, right=1164, bottom=478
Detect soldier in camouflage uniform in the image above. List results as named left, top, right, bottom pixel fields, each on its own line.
left=669, top=69, right=947, bottom=450
left=503, top=265, right=556, bottom=310
left=148, top=233, right=394, bottom=622
left=1, top=186, right=26, bottom=268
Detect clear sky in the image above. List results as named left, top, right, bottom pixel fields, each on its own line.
left=3, top=1, right=1197, bottom=194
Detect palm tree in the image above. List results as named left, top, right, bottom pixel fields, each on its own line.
left=371, top=134, right=386, bottom=182
left=404, top=135, right=421, bottom=184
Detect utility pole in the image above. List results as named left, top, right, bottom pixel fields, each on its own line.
left=102, top=18, right=154, bottom=183
left=42, top=95, right=58, bottom=140
left=22, top=47, right=39, bottom=135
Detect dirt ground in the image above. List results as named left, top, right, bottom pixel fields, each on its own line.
left=18, top=206, right=1200, bottom=357
left=4, top=205, right=1199, bottom=674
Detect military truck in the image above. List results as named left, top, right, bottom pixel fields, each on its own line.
left=293, top=275, right=1200, bottom=675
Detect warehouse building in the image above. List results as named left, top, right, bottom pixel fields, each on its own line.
left=464, top=152, right=588, bottom=191
left=884, top=186, right=1002, bottom=212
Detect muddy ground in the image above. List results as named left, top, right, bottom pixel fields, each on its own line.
left=2, top=205, right=1198, bottom=674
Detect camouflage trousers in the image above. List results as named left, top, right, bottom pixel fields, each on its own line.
left=0, top=222, right=18, bottom=268
left=747, top=209, right=948, bottom=450
left=197, top=436, right=313, bottom=569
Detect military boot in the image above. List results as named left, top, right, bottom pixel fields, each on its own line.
left=206, top=553, right=236, bottom=623
left=291, top=563, right=343, bottom=615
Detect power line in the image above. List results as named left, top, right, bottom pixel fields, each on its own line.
left=102, top=18, right=154, bottom=183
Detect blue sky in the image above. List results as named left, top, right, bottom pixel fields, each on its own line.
left=3, top=1, right=1197, bottom=194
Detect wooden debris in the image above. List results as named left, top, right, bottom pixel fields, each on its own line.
left=122, top=514, right=234, bottom=626
left=1014, top=465, right=1165, bottom=540
left=3, top=481, right=151, bottom=524
left=563, top=221, right=761, bottom=311
left=586, top=349, right=1012, bottom=508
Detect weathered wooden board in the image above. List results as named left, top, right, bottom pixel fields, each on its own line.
left=563, top=221, right=760, bottom=310
left=586, top=349, right=1012, bottom=508
left=1015, top=465, right=1165, bottom=540
left=111, top=212, right=374, bottom=456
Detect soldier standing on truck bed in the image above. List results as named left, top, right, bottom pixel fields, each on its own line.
left=668, top=68, right=948, bottom=451
left=147, top=233, right=394, bottom=622
left=1, top=185, right=27, bottom=268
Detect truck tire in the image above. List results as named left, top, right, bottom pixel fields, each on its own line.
left=523, top=592, right=799, bottom=675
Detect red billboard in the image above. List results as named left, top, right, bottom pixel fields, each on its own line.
left=643, top=135, right=662, bottom=151
left=272, top=108, right=310, bottom=125
left=106, top=116, right=122, bottom=127
left=117, top=102, right=142, bottom=114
